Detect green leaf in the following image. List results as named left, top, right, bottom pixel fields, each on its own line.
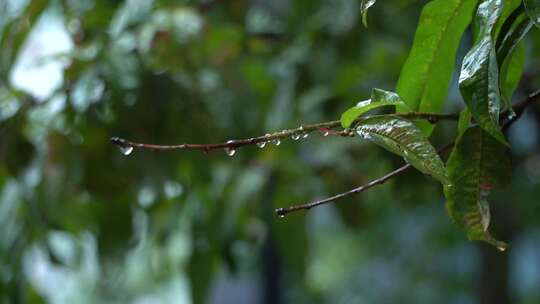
left=340, top=88, right=410, bottom=128
left=361, top=0, right=377, bottom=27
left=444, top=126, right=511, bottom=249
left=524, top=0, right=540, bottom=28
left=396, top=0, right=478, bottom=136
left=355, top=115, right=448, bottom=184
left=459, top=0, right=508, bottom=145
left=500, top=42, right=526, bottom=107
left=496, top=11, right=532, bottom=109
left=457, top=108, right=472, bottom=135
left=493, top=0, right=522, bottom=39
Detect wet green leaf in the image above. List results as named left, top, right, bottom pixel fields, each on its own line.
left=396, top=0, right=478, bottom=136
left=340, top=88, right=409, bottom=128
left=524, top=0, right=540, bottom=28
left=361, top=0, right=377, bottom=27
left=457, top=108, right=472, bottom=135
left=459, top=0, right=507, bottom=145
left=444, top=126, right=511, bottom=249
left=496, top=10, right=532, bottom=108
left=500, top=43, right=526, bottom=107
left=355, top=115, right=448, bottom=184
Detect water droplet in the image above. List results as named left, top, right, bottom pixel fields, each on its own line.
left=323, top=131, right=329, bottom=137
left=507, top=111, right=517, bottom=121
left=302, top=133, right=309, bottom=139
left=119, top=146, right=133, bottom=156
left=225, top=140, right=236, bottom=156
left=497, top=246, right=506, bottom=252
left=256, top=141, right=267, bottom=148
left=272, top=139, right=281, bottom=146
left=291, top=134, right=300, bottom=140
left=225, top=148, right=236, bottom=156
left=275, top=208, right=286, bottom=218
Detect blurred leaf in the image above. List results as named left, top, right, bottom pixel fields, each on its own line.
left=0, top=0, right=50, bottom=74
left=496, top=10, right=532, bottom=108
left=340, top=88, right=410, bottom=128
left=361, top=0, right=377, bottom=27
left=500, top=43, right=526, bottom=106
left=396, top=0, right=477, bottom=136
left=355, top=115, right=448, bottom=184
left=459, top=0, right=507, bottom=145
left=188, top=246, right=215, bottom=304
left=524, top=0, right=540, bottom=28
left=457, top=108, right=472, bottom=135
left=444, top=126, right=510, bottom=249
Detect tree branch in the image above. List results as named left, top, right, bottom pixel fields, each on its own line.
left=276, top=90, right=540, bottom=217
left=110, top=112, right=458, bottom=153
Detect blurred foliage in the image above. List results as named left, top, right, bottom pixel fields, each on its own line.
left=1, top=0, right=540, bottom=303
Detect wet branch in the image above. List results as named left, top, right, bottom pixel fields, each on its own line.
left=277, top=90, right=540, bottom=216
left=110, top=112, right=458, bottom=153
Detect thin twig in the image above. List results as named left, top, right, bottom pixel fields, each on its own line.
left=276, top=143, right=454, bottom=217
left=110, top=112, right=458, bottom=153
left=276, top=90, right=540, bottom=216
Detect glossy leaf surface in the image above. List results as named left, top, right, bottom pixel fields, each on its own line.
left=356, top=115, right=448, bottom=184
left=340, top=88, right=409, bottom=128
left=459, top=0, right=507, bottom=145
left=524, top=0, right=540, bottom=28
left=396, top=0, right=478, bottom=136
left=444, top=126, right=511, bottom=249
left=361, top=0, right=377, bottom=27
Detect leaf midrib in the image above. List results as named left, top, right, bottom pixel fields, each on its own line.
left=417, top=0, right=468, bottom=111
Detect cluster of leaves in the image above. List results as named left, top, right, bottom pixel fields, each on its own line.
left=342, top=0, right=539, bottom=249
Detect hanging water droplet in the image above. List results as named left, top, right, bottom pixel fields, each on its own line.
left=497, top=245, right=507, bottom=252
left=272, top=139, right=281, bottom=146
left=291, top=134, right=300, bottom=140
left=275, top=208, right=286, bottom=218
left=507, top=110, right=517, bottom=121
left=256, top=141, right=267, bottom=148
left=279, top=214, right=285, bottom=218
left=302, top=133, right=309, bottom=139
left=323, top=131, right=329, bottom=137
left=225, top=140, right=236, bottom=156
left=119, top=145, right=133, bottom=156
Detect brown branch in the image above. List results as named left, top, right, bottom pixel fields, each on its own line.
left=276, top=143, right=454, bottom=217
left=110, top=112, right=458, bottom=153
left=276, top=89, right=540, bottom=217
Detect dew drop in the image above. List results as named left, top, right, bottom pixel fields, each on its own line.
left=225, top=140, right=236, bottom=156
left=279, top=214, right=285, bottom=218
left=323, top=131, right=329, bottom=137
left=507, top=111, right=517, bottom=121
left=497, top=245, right=507, bottom=252
left=256, top=141, right=267, bottom=148
left=119, top=146, right=133, bottom=156
left=291, top=134, right=301, bottom=140
left=272, top=139, right=281, bottom=146
left=225, top=147, right=236, bottom=156
left=302, top=133, right=309, bottom=139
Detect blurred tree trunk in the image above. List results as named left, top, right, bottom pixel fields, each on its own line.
left=261, top=173, right=282, bottom=304
left=478, top=204, right=518, bottom=304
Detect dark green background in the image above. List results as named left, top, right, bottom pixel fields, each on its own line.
left=1, top=0, right=540, bottom=303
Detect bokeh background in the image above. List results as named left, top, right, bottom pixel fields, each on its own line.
left=2, top=0, right=540, bottom=303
